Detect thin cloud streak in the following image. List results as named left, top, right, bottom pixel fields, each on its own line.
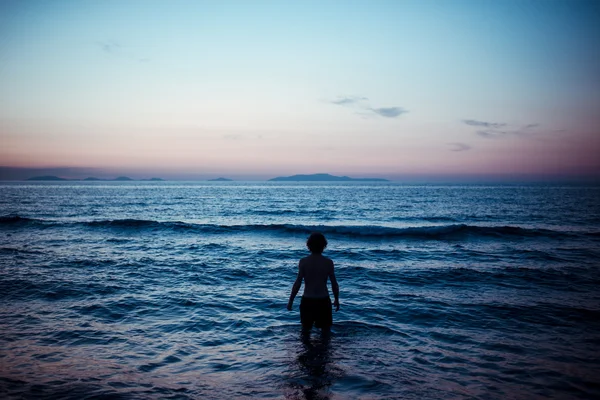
left=97, top=40, right=149, bottom=63
left=463, top=119, right=507, bottom=129
left=465, top=119, right=544, bottom=139
left=369, top=107, right=408, bottom=118
left=97, top=40, right=121, bottom=54
left=331, top=95, right=408, bottom=119
left=476, top=130, right=507, bottom=138
left=448, top=142, right=472, bottom=152
left=330, top=96, right=368, bottom=106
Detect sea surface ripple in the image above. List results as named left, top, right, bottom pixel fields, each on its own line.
left=1, top=182, right=599, bottom=399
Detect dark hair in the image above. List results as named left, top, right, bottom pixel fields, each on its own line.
left=306, top=232, right=327, bottom=254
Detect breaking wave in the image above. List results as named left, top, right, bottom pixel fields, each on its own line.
left=0, top=215, right=578, bottom=240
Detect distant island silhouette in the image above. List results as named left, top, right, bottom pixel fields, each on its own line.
left=27, top=175, right=69, bottom=181
left=208, top=177, right=233, bottom=181
left=269, top=173, right=389, bottom=182
left=27, top=176, right=164, bottom=181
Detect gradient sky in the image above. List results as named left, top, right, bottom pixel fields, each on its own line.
left=1, top=0, right=599, bottom=180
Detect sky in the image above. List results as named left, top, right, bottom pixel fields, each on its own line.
left=1, top=0, right=599, bottom=181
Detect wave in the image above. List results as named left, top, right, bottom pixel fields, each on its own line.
left=80, top=220, right=584, bottom=240
left=0, top=215, right=38, bottom=224
left=0, top=215, right=581, bottom=240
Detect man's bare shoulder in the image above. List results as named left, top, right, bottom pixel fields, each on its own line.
left=300, top=254, right=333, bottom=265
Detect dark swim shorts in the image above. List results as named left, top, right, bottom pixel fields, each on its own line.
left=300, top=296, right=332, bottom=329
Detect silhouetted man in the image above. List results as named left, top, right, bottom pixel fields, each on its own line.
left=287, top=233, right=339, bottom=334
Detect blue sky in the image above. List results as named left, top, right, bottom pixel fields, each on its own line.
left=1, top=0, right=599, bottom=180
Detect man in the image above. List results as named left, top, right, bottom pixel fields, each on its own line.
left=287, top=233, right=339, bottom=334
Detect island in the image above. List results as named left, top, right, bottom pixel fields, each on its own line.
left=27, top=176, right=165, bottom=181
left=269, top=173, right=389, bottom=182
left=27, top=175, right=68, bottom=181
left=208, top=177, right=233, bottom=182
left=84, top=177, right=139, bottom=181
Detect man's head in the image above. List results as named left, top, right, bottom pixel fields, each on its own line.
left=307, top=232, right=327, bottom=254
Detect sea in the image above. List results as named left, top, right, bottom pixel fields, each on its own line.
left=1, top=181, right=599, bottom=399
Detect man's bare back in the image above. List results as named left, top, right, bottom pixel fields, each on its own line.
left=298, top=254, right=336, bottom=299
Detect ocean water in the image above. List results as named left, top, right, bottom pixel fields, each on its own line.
left=1, top=182, right=599, bottom=399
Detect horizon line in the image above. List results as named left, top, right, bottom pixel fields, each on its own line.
left=1, top=166, right=599, bottom=183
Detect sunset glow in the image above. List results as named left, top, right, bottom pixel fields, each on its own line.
left=1, top=0, right=599, bottom=181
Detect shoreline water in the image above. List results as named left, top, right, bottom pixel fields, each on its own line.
left=1, top=182, right=599, bottom=398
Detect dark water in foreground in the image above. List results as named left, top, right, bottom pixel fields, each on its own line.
left=1, top=182, right=599, bottom=399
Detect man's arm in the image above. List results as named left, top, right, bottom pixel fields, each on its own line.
left=329, top=261, right=339, bottom=311
left=287, top=262, right=304, bottom=310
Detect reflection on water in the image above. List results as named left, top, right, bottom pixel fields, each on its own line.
left=286, top=329, right=335, bottom=400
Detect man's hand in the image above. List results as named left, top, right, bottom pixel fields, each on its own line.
left=333, top=299, right=339, bottom=312
left=286, top=302, right=292, bottom=311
